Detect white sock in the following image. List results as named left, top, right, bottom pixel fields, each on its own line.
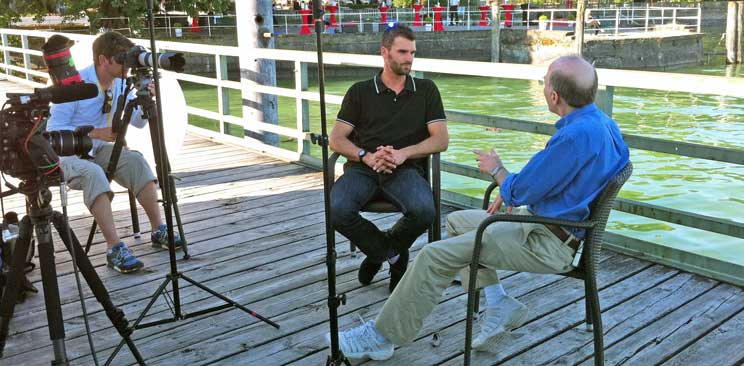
left=369, top=320, right=389, bottom=343
left=484, top=283, right=507, bottom=307
left=387, top=249, right=400, bottom=265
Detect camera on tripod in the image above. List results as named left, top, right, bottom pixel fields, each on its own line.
left=114, top=45, right=185, bottom=73
left=0, top=93, right=94, bottom=182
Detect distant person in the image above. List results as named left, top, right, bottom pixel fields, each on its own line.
left=449, top=0, right=460, bottom=25
left=327, top=55, right=629, bottom=361
left=585, top=9, right=601, bottom=35
left=328, top=24, right=449, bottom=294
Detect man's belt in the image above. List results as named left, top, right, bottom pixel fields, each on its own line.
left=544, top=224, right=581, bottom=252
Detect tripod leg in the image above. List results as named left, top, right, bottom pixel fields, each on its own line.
left=85, top=218, right=97, bottom=254
left=51, top=212, right=147, bottom=365
left=128, top=190, right=141, bottom=239
left=0, top=216, right=33, bottom=358
left=167, top=175, right=188, bottom=258
left=34, top=218, right=69, bottom=365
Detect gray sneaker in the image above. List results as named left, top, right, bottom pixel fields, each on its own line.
left=473, top=295, right=528, bottom=351
left=325, top=320, right=394, bottom=361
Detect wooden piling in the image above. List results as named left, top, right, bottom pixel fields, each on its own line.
left=726, top=1, right=743, bottom=64
left=491, top=5, right=501, bottom=63
left=575, top=0, right=586, bottom=56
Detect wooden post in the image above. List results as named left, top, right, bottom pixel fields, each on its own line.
left=491, top=5, right=501, bottom=63
left=595, top=85, right=614, bottom=117
left=726, top=1, right=743, bottom=64
left=236, top=0, right=280, bottom=146
left=575, top=0, right=586, bottom=56
left=295, top=61, right=310, bottom=155
left=216, top=54, right=232, bottom=135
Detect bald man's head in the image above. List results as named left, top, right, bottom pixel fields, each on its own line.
left=547, top=56, right=598, bottom=108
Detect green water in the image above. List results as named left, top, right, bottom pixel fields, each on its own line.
left=180, top=61, right=744, bottom=269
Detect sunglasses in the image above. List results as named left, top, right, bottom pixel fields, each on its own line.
left=102, top=89, right=112, bottom=114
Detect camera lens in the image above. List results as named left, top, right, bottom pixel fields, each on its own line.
left=43, top=129, right=93, bottom=157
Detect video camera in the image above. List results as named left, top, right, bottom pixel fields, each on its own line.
left=0, top=88, right=95, bottom=181
left=114, top=45, right=185, bottom=73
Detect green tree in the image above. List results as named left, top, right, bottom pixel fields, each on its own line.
left=0, top=0, right=232, bottom=32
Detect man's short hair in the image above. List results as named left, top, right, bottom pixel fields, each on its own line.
left=92, top=31, right=134, bottom=66
left=381, top=24, right=415, bottom=49
left=549, top=61, right=598, bottom=108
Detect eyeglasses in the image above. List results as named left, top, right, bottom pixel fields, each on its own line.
left=102, top=89, right=112, bottom=114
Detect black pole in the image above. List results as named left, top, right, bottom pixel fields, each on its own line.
left=310, top=3, right=351, bottom=366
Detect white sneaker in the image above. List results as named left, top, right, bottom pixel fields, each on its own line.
left=472, top=295, right=528, bottom=351
left=325, top=320, right=394, bottom=361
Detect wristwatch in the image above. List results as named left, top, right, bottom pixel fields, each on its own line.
left=357, top=149, right=367, bottom=162
left=490, top=166, right=505, bottom=179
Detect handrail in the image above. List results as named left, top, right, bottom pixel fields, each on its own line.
left=1, top=28, right=741, bottom=285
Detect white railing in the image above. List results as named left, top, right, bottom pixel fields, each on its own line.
left=510, top=4, right=701, bottom=35
left=1, top=27, right=739, bottom=159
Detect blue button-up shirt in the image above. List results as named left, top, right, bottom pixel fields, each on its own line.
left=47, top=64, right=148, bottom=155
left=499, top=103, right=630, bottom=238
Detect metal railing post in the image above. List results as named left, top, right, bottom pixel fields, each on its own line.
left=661, top=8, right=665, bottom=24
left=359, top=13, right=363, bottom=33
left=295, top=61, right=310, bottom=155
left=697, top=3, right=701, bottom=33
left=645, top=4, right=649, bottom=32
left=615, top=8, right=620, bottom=36
left=285, top=15, right=289, bottom=34
left=550, top=9, right=554, bottom=30
left=672, top=7, right=677, bottom=25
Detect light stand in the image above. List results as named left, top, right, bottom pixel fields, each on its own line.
left=104, top=1, right=279, bottom=364
left=309, top=1, right=351, bottom=365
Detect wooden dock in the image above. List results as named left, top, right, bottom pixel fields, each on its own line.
left=1, top=81, right=743, bottom=366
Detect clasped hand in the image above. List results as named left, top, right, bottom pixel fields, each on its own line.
left=363, top=145, right=408, bottom=174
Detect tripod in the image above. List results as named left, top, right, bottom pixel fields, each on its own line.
left=105, top=1, right=279, bottom=363
left=0, top=180, right=145, bottom=365
left=310, top=0, right=351, bottom=364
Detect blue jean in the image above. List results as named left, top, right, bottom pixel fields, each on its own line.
left=330, top=163, right=436, bottom=263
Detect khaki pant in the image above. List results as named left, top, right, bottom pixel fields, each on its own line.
left=375, top=206, right=575, bottom=345
left=60, top=143, right=156, bottom=209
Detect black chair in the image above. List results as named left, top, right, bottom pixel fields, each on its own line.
left=463, top=162, right=633, bottom=366
left=327, top=152, right=442, bottom=257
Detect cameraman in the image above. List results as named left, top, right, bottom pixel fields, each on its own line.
left=47, top=31, right=182, bottom=274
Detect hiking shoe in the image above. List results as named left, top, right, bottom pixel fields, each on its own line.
left=473, top=295, right=528, bottom=351
left=107, top=242, right=144, bottom=274
left=358, top=257, right=383, bottom=286
left=388, top=248, right=409, bottom=293
left=325, top=320, right=394, bottom=361
left=151, top=224, right=184, bottom=250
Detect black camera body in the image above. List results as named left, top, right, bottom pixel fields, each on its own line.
left=0, top=100, right=92, bottom=181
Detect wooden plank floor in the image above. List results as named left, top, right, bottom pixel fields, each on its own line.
left=2, top=80, right=744, bottom=366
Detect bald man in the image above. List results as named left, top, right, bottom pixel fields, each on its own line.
left=327, top=55, right=629, bottom=361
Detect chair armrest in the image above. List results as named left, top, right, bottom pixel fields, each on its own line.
left=482, top=181, right=499, bottom=210
left=476, top=213, right=596, bottom=234
left=328, top=152, right=341, bottom=183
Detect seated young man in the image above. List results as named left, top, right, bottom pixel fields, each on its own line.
left=328, top=55, right=630, bottom=360
left=329, top=24, right=449, bottom=293
left=47, top=31, right=183, bottom=274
